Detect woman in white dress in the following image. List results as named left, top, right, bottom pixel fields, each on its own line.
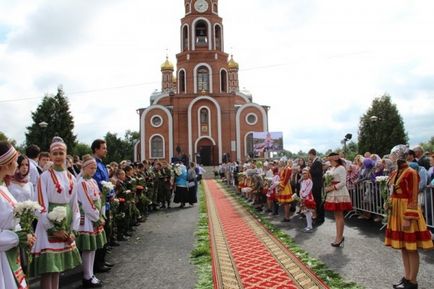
left=76, top=155, right=107, bottom=288
left=30, top=137, right=81, bottom=289
left=0, top=141, right=35, bottom=289
left=324, top=153, right=353, bottom=247
left=8, top=155, right=34, bottom=202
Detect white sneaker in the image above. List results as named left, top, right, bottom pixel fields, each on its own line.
left=303, top=227, right=313, bottom=233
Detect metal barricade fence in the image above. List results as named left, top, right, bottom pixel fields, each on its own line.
left=345, top=181, right=434, bottom=231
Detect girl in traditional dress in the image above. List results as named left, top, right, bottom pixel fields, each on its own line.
left=31, top=137, right=82, bottom=289
left=0, top=141, right=36, bottom=289
left=76, top=155, right=107, bottom=288
left=8, top=156, right=34, bottom=202
left=324, top=153, right=353, bottom=247
left=276, top=158, right=294, bottom=222
left=300, top=168, right=316, bottom=233
left=386, top=145, right=432, bottom=289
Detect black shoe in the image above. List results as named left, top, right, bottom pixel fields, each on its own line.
left=403, top=282, right=418, bottom=289
left=124, top=232, right=133, bottom=237
left=393, top=277, right=408, bottom=289
left=94, top=265, right=111, bottom=273
left=83, top=276, right=103, bottom=288
left=104, top=261, right=115, bottom=267
left=331, top=237, right=345, bottom=248
left=281, top=218, right=291, bottom=222
left=109, top=241, right=120, bottom=247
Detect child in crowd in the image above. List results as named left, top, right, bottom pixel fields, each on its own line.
left=300, top=168, right=316, bottom=232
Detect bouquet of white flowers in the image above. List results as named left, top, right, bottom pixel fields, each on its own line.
left=174, top=165, right=182, bottom=176
left=48, top=206, right=68, bottom=231
left=101, top=180, right=114, bottom=201
left=14, top=200, right=42, bottom=233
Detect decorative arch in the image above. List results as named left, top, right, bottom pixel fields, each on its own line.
left=188, top=96, right=222, bottom=163
left=192, top=17, right=213, bottom=50
left=214, top=23, right=223, bottom=51
left=193, top=63, right=213, bottom=93
left=181, top=24, right=189, bottom=51
left=235, top=103, right=268, bottom=161
left=149, top=134, right=165, bottom=159
left=219, top=68, right=228, bottom=93
left=140, top=105, right=173, bottom=161
left=244, top=131, right=255, bottom=160
left=178, top=68, right=187, bottom=93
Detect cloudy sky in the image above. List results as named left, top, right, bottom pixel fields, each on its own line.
left=1, top=0, right=433, bottom=154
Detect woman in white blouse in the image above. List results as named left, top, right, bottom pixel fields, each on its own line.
left=8, top=156, right=34, bottom=202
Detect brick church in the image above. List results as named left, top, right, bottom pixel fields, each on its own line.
left=136, top=0, right=270, bottom=165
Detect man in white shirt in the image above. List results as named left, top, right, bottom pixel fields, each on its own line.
left=26, top=144, right=41, bottom=193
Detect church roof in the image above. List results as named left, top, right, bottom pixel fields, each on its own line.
left=228, top=55, right=239, bottom=69
left=161, top=56, right=174, bottom=71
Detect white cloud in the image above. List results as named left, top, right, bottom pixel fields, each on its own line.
left=0, top=0, right=433, bottom=156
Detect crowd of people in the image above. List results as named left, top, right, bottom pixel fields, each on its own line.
left=217, top=147, right=433, bottom=289
left=0, top=137, right=202, bottom=289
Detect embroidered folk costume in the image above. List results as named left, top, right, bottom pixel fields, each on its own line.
left=0, top=145, right=28, bottom=289
left=276, top=164, right=294, bottom=204
left=385, top=163, right=432, bottom=251
left=0, top=186, right=28, bottom=289
left=30, top=141, right=81, bottom=277
left=76, top=175, right=107, bottom=252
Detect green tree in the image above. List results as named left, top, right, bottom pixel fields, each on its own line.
left=420, top=136, right=434, bottom=153
left=0, top=131, right=17, bottom=146
left=358, top=94, right=408, bottom=157
left=72, top=142, right=92, bottom=157
left=25, top=86, right=77, bottom=151
left=104, top=131, right=140, bottom=163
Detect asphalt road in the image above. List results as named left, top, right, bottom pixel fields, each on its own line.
left=31, top=203, right=199, bottom=289
left=269, top=210, right=434, bottom=289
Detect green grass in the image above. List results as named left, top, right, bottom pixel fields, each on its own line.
left=191, top=183, right=213, bottom=289
left=218, top=180, right=364, bottom=289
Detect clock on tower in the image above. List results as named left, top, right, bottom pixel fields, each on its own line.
left=194, top=0, right=209, bottom=13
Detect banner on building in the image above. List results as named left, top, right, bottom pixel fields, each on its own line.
left=253, top=132, right=283, bottom=153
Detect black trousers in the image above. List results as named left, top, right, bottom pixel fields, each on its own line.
left=312, top=188, right=324, bottom=222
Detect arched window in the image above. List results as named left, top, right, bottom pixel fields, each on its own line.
left=213, top=3, right=218, bottom=13
left=246, top=133, right=254, bottom=158
left=182, top=26, right=189, bottom=51
left=215, top=25, right=222, bottom=51
left=200, top=108, right=208, bottom=124
left=220, top=70, right=227, bottom=92
left=179, top=70, right=186, bottom=93
left=197, top=66, right=209, bottom=92
left=195, top=20, right=208, bottom=47
left=151, top=135, right=164, bottom=158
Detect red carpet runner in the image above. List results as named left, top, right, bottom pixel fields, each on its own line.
left=205, top=180, right=329, bottom=289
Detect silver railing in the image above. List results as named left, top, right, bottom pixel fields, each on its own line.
left=345, top=181, right=433, bottom=230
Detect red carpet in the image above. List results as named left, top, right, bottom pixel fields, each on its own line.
left=205, top=180, right=329, bottom=289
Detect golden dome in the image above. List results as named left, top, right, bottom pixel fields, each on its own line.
left=161, top=56, right=174, bottom=71
left=228, top=55, right=239, bottom=69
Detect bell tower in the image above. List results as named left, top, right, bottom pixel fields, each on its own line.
left=176, top=0, right=230, bottom=95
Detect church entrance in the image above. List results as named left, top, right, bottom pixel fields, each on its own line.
left=196, top=138, right=215, bottom=166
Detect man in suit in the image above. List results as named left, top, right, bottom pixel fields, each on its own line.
left=308, top=149, right=324, bottom=226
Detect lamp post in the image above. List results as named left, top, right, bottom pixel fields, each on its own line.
left=341, top=133, right=352, bottom=156
left=39, top=121, right=48, bottom=150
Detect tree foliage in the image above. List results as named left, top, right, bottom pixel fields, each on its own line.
left=72, top=142, right=92, bottom=157
left=358, top=94, right=408, bottom=157
left=420, top=136, right=434, bottom=153
left=25, top=86, right=77, bottom=151
left=104, top=130, right=140, bottom=163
